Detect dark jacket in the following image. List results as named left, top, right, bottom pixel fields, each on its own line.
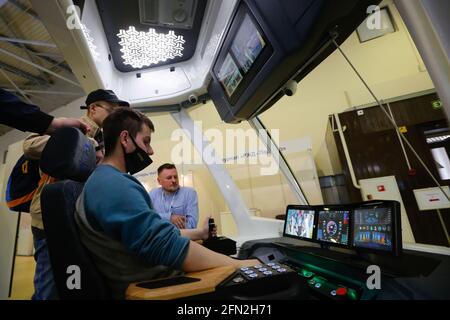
left=0, top=88, right=53, bottom=134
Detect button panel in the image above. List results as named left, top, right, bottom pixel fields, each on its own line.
left=239, top=263, right=294, bottom=281
left=283, top=261, right=360, bottom=300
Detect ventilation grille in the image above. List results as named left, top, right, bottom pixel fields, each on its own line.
left=139, top=0, right=198, bottom=30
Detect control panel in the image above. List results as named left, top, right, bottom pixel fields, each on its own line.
left=284, top=261, right=363, bottom=300
left=216, top=262, right=303, bottom=299
left=232, top=262, right=293, bottom=283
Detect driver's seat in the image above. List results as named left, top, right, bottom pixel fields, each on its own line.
left=40, top=127, right=111, bottom=299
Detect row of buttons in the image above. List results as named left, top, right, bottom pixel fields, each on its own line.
left=240, top=265, right=287, bottom=273
left=308, top=279, right=348, bottom=297
left=232, top=264, right=291, bottom=283
left=285, top=262, right=357, bottom=300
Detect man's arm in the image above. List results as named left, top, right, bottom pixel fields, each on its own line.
left=184, top=189, right=199, bottom=229
left=86, top=176, right=190, bottom=269
left=46, top=118, right=90, bottom=135
left=85, top=174, right=258, bottom=273
left=180, top=216, right=208, bottom=240
left=1, top=88, right=53, bottom=134
left=0, top=88, right=89, bottom=135
left=171, top=215, right=186, bottom=229
left=182, top=241, right=259, bottom=272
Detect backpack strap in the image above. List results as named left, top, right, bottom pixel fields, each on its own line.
left=6, top=172, right=56, bottom=209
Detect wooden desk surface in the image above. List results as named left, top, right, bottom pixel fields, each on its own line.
left=126, top=266, right=236, bottom=300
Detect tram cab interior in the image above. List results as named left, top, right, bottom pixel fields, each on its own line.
left=0, top=0, right=449, bottom=300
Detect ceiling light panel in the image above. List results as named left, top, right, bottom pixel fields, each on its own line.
left=117, top=27, right=185, bottom=68
left=95, top=0, right=207, bottom=72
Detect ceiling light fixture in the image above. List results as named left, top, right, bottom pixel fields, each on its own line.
left=117, top=26, right=185, bottom=69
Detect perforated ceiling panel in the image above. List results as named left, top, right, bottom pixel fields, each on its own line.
left=95, top=0, right=207, bottom=73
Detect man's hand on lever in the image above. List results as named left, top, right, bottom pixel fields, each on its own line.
left=181, top=216, right=216, bottom=241
left=205, top=216, right=217, bottom=239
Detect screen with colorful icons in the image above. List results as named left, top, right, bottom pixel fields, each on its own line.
left=353, top=206, right=393, bottom=252
left=283, top=201, right=401, bottom=255
left=316, top=210, right=350, bottom=246
left=284, top=208, right=315, bottom=240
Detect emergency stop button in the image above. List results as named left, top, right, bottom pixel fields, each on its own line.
left=336, top=287, right=348, bottom=296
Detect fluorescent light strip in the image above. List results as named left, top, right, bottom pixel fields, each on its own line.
left=117, top=26, right=186, bottom=69
left=427, top=135, right=450, bottom=144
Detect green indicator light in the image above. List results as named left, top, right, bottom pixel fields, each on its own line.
left=313, top=277, right=325, bottom=284
left=300, top=269, right=314, bottom=278
left=348, top=289, right=358, bottom=301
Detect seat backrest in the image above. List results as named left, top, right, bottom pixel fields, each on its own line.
left=40, top=128, right=111, bottom=299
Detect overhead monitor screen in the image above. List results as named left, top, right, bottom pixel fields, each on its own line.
left=353, top=206, right=393, bottom=252
left=316, top=210, right=350, bottom=245
left=218, top=54, right=244, bottom=98
left=217, top=13, right=267, bottom=98
left=284, top=208, right=315, bottom=240
left=231, top=14, right=266, bottom=74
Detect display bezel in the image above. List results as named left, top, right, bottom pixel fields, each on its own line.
left=315, top=205, right=352, bottom=249
left=283, top=205, right=318, bottom=244
left=282, top=201, right=402, bottom=256
left=212, top=2, right=274, bottom=106
left=351, top=201, right=402, bottom=256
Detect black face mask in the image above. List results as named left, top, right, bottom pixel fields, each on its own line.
left=123, top=134, right=153, bottom=175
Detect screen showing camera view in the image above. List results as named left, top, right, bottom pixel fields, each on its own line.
left=316, top=210, right=350, bottom=245
left=231, top=14, right=266, bottom=74
left=218, top=54, right=244, bottom=97
left=353, top=207, right=393, bottom=252
left=217, top=13, right=266, bottom=98
left=285, top=208, right=315, bottom=239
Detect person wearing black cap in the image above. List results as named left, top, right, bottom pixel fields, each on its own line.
left=80, top=89, right=130, bottom=144
left=22, top=89, right=129, bottom=300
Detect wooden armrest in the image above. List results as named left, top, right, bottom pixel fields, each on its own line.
left=125, top=266, right=236, bottom=300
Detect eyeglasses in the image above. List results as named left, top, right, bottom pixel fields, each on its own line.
left=96, top=103, right=118, bottom=114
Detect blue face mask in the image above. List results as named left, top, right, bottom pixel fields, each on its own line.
left=123, top=134, right=153, bottom=175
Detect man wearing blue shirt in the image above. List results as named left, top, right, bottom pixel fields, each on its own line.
left=149, top=164, right=198, bottom=229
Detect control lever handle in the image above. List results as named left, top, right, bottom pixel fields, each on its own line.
left=209, top=218, right=217, bottom=239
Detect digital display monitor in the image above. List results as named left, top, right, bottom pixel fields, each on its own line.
left=209, top=0, right=378, bottom=124
left=217, top=54, right=244, bottom=97
left=284, top=208, right=315, bottom=240
left=217, top=13, right=267, bottom=98
left=316, top=209, right=350, bottom=246
left=231, top=14, right=266, bottom=75
left=353, top=206, right=393, bottom=252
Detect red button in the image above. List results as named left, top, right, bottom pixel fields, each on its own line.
left=336, top=287, right=348, bottom=296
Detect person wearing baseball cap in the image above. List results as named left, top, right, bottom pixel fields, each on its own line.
left=80, top=89, right=130, bottom=144
left=23, top=89, right=129, bottom=300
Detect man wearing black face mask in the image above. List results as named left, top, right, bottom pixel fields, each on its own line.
left=75, top=108, right=258, bottom=299
left=121, top=131, right=153, bottom=175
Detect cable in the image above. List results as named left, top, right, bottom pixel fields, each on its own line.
left=332, top=38, right=450, bottom=203
left=386, top=101, right=412, bottom=170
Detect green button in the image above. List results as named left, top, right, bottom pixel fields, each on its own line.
left=300, top=269, right=314, bottom=278
left=348, top=289, right=358, bottom=301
